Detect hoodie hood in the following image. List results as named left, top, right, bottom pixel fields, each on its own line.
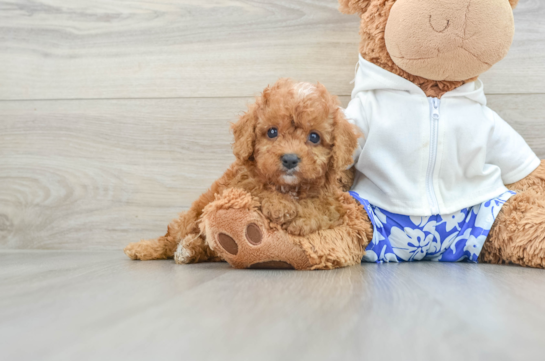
left=352, top=55, right=487, bottom=106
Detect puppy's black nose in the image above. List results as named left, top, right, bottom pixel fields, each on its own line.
left=281, top=154, right=300, bottom=170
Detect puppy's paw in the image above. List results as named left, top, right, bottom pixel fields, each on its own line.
left=124, top=239, right=168, bottom=261
left=174, top=242, right=192, bottom=264
left=174, top=234, right=223, bottom=264
left=124, top=242, right=141, bottom=260
left=286, top=218, right=318, bottom=236
left=261, top=198, right=297, bottom=225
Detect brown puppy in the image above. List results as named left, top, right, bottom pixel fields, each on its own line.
left=124, top=79, right=371, bottom=269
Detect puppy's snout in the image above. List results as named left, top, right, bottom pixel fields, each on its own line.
left=281, top=154, right=300, bottom=170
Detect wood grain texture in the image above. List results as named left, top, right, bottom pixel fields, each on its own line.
left=1, top=251, right=545, bottom=361
left=0, top=0, right=543, bottom=100
left=0, top=97, right=239, bottom=250
left=480, top=0, right=545, bottom=93
left=1, top=95, right=543, bottom=250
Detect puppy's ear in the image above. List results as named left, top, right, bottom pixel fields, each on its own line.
left=330, top=107, right=360, bottom=173
left=338, top=0, right=371, bottom=15
left=231, top=88, right=269, bottom=161
left=231, top=104, right=258, bottom=161
left=508, top=0, right=519, bottom=9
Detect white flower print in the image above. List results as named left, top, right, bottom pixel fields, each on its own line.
left=421, top=220, right=443, bottom=256
left=360, top=191, right=515, bottom=264
left=383, top=252, right=398, bottom=263
left=474, top=192, right=515, bottom=229
left=390, top=227, right=432, bottom=261
left=472, top=203, right=481, bottom=216
left=464, top=234, right=487, bottom=258
left=427, top=231, right=455, bottom=256
left=374, top=207, right=388, bottom=224
left=410, top=216, right=430, bottom=227
left=474, top=208, right=495, bottom=230
left=378, top=244, right=395, bottom=263
left=369, top=230, right=386, bottom=246
left=449, top=228, right=472, bottom=254
left=439, top=211, right=466, bottom=232
left=363, top=245, right=400, bottom=263
left=423, top=220, right=440, bottom=240
left=362, top=250, right=378, bottom=263
left=371, top=206, right=387, bottom=229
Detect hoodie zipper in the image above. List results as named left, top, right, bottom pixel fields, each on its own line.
left=426, top=98, right=441, bottom=215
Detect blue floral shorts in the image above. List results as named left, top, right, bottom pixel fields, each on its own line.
left=349, top=191, right=516, bottom=263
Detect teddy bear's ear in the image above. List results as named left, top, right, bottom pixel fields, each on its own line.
left=231, top=90, right=268, bottom=162
left=509, top=0, right=519, bottom=9
left=338, top=0, right=371, bottom=15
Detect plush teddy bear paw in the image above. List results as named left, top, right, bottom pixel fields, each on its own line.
left=202, top=207, right=312, bottom=270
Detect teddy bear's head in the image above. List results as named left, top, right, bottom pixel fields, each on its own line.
left=339, top=0, right=518, bottom=97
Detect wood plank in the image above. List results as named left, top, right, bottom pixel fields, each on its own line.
left=0, top=0, right=543, bottom=100
left=487, top=94, right=545, bottom=159
left=0, top=0, right=361, bottom=100
left=0, top=94, right=543, bottom=250
left=0, top=97, right=240, bottom=250
left=1, top=251, right=545, bottom=360
left=480, top=0, right=545, bottom=93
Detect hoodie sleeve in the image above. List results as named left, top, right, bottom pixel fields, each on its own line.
left=342, top=96, right=369, bottom=166
left=486, top=108, right=541, bottom=185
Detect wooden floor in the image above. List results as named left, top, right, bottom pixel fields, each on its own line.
left=1, top=251, right=545, bottom=361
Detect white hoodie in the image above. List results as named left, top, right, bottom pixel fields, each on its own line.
left=344, top=55, right=540, bottom=216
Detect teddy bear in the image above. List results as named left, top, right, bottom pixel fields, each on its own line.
left=124, top=78, right=373, bottom=270
left=338, top=0, right=545, bottom=267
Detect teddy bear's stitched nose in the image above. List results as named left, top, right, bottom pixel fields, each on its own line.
left=281, top=154, right=300, bottom=170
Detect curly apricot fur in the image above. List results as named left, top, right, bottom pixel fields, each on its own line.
left=124, top=79, right=370, bottom=265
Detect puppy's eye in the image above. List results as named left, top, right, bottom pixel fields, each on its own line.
left=267, top=127, right=278, bottom=139
left=308, top=132, right=320, bottom=144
